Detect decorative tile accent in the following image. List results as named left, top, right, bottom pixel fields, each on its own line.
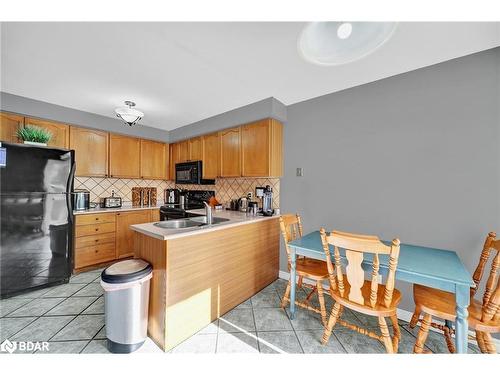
left=177, top=177, right=280, bottom=209
left=75, top=177, right=280, bottom=209
left=74, top=177, right=173, bottom=205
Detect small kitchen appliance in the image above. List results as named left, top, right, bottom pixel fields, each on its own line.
left=100, top=191, right=122, bottom=208
left=164, top=188, right=180, bottom=204
left=73, top=189, right=90, bottom=211
left=262, top=185, right=274, bottom=216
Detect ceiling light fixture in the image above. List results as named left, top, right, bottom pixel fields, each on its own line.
left=298, top=22, right=398, bottom=66
left=115, top=101, right=144, bottom=126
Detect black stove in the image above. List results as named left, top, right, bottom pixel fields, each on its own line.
left=160, top=190, right=215, bottom=221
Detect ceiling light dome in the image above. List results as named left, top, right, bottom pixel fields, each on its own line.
left=115, top=101, right=144, bottom=126
left=298, top=22, right=397, bottom=66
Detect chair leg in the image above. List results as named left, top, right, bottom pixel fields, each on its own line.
left=379, top=316, right=394, bottom=354
left=443, top=326, right=456, bottom=353
left=321, top=302, right=341, bottom=345
left=316, top=280, right=327, bottom=327
left=482, top=332, right=498, bottom=354
left=476, top=331, right=487, bottom=353
left=414, top=313, right=432, bottom=353
left=390, top=313, right=401, bottom=353
left=281, top=280, right=291, bottom=309
left=297, top=276, right=303, bottom=289
left=409, top=305, right=421, bottom=329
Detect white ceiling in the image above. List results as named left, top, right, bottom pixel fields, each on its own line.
left=1, top=22, right=499, bottom=131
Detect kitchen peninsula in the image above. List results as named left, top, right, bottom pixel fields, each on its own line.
left=131, top=210, right=280, bottom=351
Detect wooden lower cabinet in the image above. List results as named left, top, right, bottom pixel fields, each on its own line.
left=115, top=210, right=153, bottom=259
left=74, top=209, right=156, bottom=270
left=74, top=213, right=116, bottom=269
left=134, top=218, right=280, bottom=351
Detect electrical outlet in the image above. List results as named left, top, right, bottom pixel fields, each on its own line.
left=296, top=167, right=303, bottom=177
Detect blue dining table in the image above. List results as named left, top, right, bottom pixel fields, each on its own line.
left=287, top=231, right=475, bottom=354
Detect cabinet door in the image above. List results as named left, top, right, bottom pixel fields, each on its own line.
left=70, top=127, right=108, bottom=177
left=140, top=139, right=167, bottom=179
left=178, top=140, right=189, bottom=162
left=109, top=134, right=141, bottom=178
left=241, top=120, right=270, bottom=177
left=169, top=142, right=180, bottom=179
left=202, top=132, right=219, bottom=179
left=219, top=127, right=241, bottom=177
left=0, top=112, right=23, bottom=143
left=150, top=209, right=160, bottom=222
left=115, top=210, right=152, bottom=259
left=24, top=117, right=69, bottom=148
left=189, top=137, right=203, bottom=161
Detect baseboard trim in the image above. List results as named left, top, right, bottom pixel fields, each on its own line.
left=277, top=270, right=500, bottom=349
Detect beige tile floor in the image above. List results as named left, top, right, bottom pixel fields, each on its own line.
left=0, top=269, right=487, bottom=354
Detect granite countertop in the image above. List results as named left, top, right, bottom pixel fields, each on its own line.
left=73, top=203, right=164, bottom=215
left=130, top=209, right=278, bottom=240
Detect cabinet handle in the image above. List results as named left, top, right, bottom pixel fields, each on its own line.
left=95, top=228, right=99, bottom=232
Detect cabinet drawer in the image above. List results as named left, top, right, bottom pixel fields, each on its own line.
left=75, top=213, right=116, bottom=226
left=75, top=222, right=116, bottom=237
left=75, top=242, right=116, bottom=269
left=75, top=232, right=115, bottom=249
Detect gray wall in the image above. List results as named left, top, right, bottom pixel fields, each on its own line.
left=169, top=97, right=287, bottom=142
left=0, top=92, right=170, bottom=142
left=281, top=47, right=500, bottom=312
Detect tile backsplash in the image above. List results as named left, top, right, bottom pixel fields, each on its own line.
left=75, top=177, right=280, bottom=209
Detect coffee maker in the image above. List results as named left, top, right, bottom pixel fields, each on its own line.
left=262, top=185, right=274, bottom=216
left=164, top=188, right=180, bottom=204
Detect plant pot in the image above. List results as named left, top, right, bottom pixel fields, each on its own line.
left=24, top=141, right=48, bottom=146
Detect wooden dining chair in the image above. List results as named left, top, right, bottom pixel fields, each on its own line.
left=319, top=228, right=402, bottom=353
left=410, top=232, right=500, bottom=354
left=279, top=214, right=329, bottom=326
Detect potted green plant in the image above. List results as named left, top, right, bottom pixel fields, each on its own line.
left=16, top=125, right=52, bottom=146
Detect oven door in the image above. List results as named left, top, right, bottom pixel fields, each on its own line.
left=175, top=161, right=201, bottom=184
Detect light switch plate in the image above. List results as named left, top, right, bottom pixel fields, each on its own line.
left=296, top=167, right=303, bottom=177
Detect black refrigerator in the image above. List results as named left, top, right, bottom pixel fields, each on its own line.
left=0, top=142, right=75, bottom=298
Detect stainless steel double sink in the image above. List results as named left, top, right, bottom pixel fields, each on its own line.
left=153, top=216, right=230, bottom=230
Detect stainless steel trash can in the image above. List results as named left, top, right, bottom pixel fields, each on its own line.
left=101, top=259, right=152, bottom=353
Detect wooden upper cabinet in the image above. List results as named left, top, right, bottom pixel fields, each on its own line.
left=115, top=210, right=152, bottom=259
left=24, top=117, right=70, bottom=148
left=70, top=127, right=108, bottom=177
left=0, top=112, right=23, bottom=143
left=140, top=139, right=167, bottom=180
left=189, top=137, right=203, bottom=161
left=169, top=142, right=181, bottom=179
left=202, top=132, right=219, bottom=179
left=219, top=127, right=241, bottom=177
left=241, top=119, right=283, bottom=177
left=178, top=140, right=189, bottom=163
left=109, top=134, right=141, bottom=178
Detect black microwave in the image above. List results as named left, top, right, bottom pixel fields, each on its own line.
left=175, top=161, right=216, bottom=185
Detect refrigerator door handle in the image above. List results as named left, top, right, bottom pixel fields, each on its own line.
left=66, top=159, right=76, bottom=224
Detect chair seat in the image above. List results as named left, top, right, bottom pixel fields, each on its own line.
left=292, top=257, right=329, bottom=280
left=414, top=284, right=500, bottom=333
left=330, top=279, right=402, bottom=317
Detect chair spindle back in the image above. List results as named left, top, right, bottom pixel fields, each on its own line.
left=279, top=214, right=304, bottom=264
left=471, top=232, right=500, bottom=324
left=320, top=229, right=400, bottom=308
